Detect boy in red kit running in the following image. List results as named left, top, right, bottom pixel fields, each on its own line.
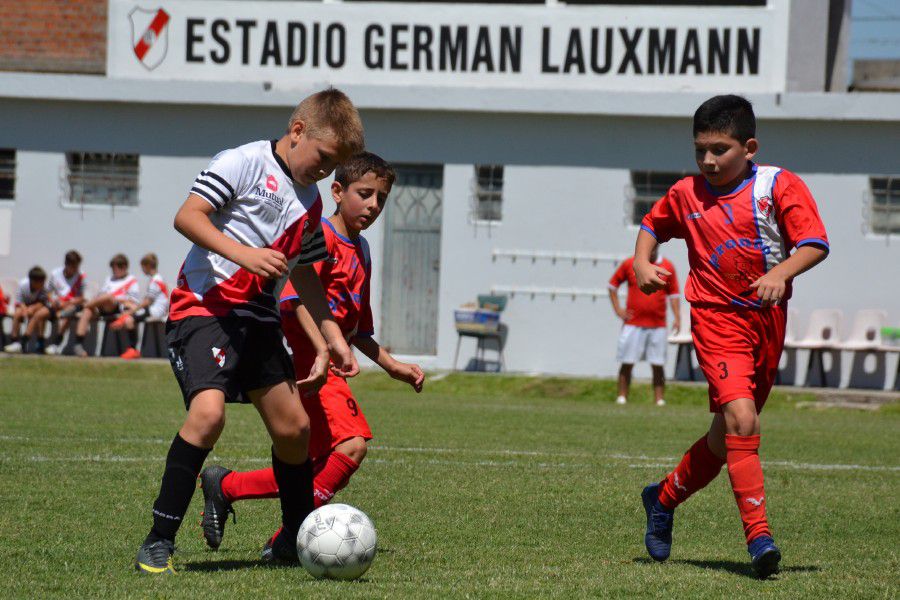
left=198, top=152, right=425, bottom=562
left=134, top=89, right=365, bottom=574
left=635, top=95, right=829, bottom=578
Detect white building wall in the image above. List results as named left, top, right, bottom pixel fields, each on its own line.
left=0, top=96, right=898, bottom=382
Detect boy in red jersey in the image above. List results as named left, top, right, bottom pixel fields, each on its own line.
left=608, top=249, right=680, bottom=406
left=635, top=95, right=829, bottom=578
left=134, top=89, right=365, bottom=574
left=198, top=152, right=425, bottom=562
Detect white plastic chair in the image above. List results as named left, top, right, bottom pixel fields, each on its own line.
left=668, top=302, right=698, bottom=381
left=840, top=310, right=886, bottom=350
left=777, top=308, right=801, bottom=385
left=842, top=310, right=888, bottom=389
left=792, top=308, right=843, bottom=387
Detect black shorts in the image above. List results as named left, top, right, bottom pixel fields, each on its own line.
left=166, top=316, right=295, bottom=409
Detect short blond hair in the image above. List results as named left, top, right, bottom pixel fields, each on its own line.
left=288, top=88, right=365, bottom=155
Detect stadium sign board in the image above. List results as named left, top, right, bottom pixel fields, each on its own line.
left=108, top=0, right=790, bottom=93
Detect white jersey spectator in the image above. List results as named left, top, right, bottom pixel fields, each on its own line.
left=48, top=266, right=86, bottom=304
left=100, top=274, right=140, bottom=307
left=145, top=273, right=170, bottom=320
left=17, top=277, right=50, bottom=306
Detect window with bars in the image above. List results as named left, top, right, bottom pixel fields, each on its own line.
left=627, top=171, right=685, bottom=225
left=66, top=152, right=139, bottom=207
left=0, top=149, right=15, bottom=201
left=870, top=176, right=900, bottom=235
left=474, top=164, right=503, bottom=222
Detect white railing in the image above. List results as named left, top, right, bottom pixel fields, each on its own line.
left=491, top=249, right=626, bottom=266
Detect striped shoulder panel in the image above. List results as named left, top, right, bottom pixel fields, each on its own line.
left=751, top=166, right=785, bottom=272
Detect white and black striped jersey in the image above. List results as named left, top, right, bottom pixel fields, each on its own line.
left=170, top=139, right=327, bottom=322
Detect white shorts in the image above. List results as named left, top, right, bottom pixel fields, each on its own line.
left=616, top=325, right=667, bottom=366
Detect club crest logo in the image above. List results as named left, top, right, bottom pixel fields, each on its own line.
left=756, top=195, right=773, bottom=219
left=266, top=175, right=279, bottom=192
left=211, top=346, right=226, bottom=368
left=129, top=7, right=170, bottom=71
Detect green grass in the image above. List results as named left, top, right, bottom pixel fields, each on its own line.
left=0, top=356, right=898, bottom=598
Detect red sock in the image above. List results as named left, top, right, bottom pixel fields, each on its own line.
left=313, top=452, right=360, bottom=508
left=221, top=452, right=360, bottom=505
left=725, top=434, right=771, bottom=543
left=658, top=435, right=726, bottom=510
left=221, top=468, right=279, bottom=502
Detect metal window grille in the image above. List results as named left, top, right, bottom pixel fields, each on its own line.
left=66, top=152, right=139, bottom=207
left=627, top=171, right=686, bottom=225
left=475, top=164, right=503, bottom=222
left=0, top=149, right=15, bottom=201
left=870, top=176, right=900, bottom=235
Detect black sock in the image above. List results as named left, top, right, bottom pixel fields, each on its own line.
left=36, top=337, right=45, bottom=351
left=75, top=335, right=85, bottom=345
left=271, top=448, right=313, bottom=538
left=127, top=328, right=138, bottom=348
left=52, top=333, right=64, bottom=345
left=146, top=434, right=210, bottom=543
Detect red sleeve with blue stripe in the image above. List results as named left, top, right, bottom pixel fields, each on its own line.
left=641, top=186, right=685, bottom=244
left=774, top=171, right=829, bottom=252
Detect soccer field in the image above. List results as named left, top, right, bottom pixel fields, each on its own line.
left=0, top=357, right=897, bottom=599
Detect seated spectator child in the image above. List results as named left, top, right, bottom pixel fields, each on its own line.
left=73, top=254, right=140, bottom=357
left=3, top=266, right=50, bottom=353
left=111, top=252, right=170, bottom=359
left=39, top=250, right=87, bottom=355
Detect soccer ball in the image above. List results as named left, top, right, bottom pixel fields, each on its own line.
left=296, top=503, right=378, bottom=580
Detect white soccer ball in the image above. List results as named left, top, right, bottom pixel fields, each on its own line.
left=296, top=503, right=377, bottom=580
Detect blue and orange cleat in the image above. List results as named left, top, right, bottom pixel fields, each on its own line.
left=641, top=483, right=674, bottom=562
left=748, top=535, right=781, bottom=579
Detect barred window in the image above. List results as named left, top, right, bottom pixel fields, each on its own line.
left=474, top=164, right=503, bottom=222
left=0, top=149, right=15, bottom=201
left=66, top=152, right=139, bottom=207
left=627, top=171, right=685, bottom=225
left=870, top=177, right=900, bottom=235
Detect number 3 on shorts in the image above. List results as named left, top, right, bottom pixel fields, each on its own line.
left=717, top=361, right=729, bottom=379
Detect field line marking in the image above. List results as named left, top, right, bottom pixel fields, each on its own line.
left=7, top=451, right=898, bottom=473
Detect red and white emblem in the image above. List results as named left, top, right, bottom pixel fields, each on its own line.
left=756, top=196, right=773, bottom=219
left=266, top=175, right=279, bottom=192
left=129, top=7, right=170, bottom=71
left=211, top=346, right=226, bottom=368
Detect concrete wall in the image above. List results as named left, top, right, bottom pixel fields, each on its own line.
left=1, top=98, right=898, bottom=380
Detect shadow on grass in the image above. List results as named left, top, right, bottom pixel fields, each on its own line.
left=182, top=559, right=284, bottom=572
left=633, top=557, right=820, bottom=579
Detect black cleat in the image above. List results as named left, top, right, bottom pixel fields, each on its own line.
left=261, top=527, right=299, bottom=564
left=135, top=538, right=176, bottom=575
left=199, top=465, right=235, bottom=550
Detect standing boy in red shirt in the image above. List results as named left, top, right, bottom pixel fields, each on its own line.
left=197, top=152, right=425, bottom=562
left=635, top=95, right=828, bottom=578
left=608, top=250, right=680, bottom=406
